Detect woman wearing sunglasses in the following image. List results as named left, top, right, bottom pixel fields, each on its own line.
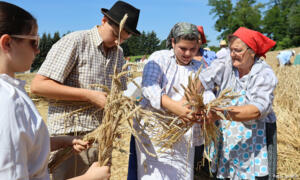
left=0, top=2, right=110, bottom=179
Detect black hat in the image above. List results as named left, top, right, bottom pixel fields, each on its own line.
left=101, top=1, right=141, bottom=36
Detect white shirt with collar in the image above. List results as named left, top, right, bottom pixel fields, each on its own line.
left=0, top=74, right=50, bottom=180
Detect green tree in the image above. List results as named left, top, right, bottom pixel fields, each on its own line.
left=263, top=0, right=300, bottom=49
left=52, top=32, right=60, bottom=44
left=30, top=32, right=61, bottom=72
left=121, top=35, right=140, bottom=56
left=262, top=5, right=284, bottom=41
left=144, top=31, right=160, bottom=54
left=208, top=0, right=234, bottom=40
left=287, top=2, right=300, bottom=47
left=208, top=0, right=264, bottom=40
left=158, top=39, right=167, bottom=50
left=121, top=30, right=161, bottom=56
left=232, top=0, right=264, bottom=31
left=138, top=31, right=147, bottom=55
left=120, top=41, right=130, bottom=57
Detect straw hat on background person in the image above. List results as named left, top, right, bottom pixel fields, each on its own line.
left=220, top=40, right=227, bottom=46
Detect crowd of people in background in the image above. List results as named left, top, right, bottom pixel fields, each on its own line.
left=0, top=0, right=298, bottom=180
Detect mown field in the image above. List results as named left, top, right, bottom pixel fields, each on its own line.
left=17, top=47, right=300, bottom=179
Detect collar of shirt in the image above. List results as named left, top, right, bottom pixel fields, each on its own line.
left=248, top=58, right=265, bottom=76
left=0, top=74, right=26, bottom=88
left=233, top=58, right=266, bottom=80
left=91, top=26, right=103, bottom=47
left=92, top=25, right=117, bottom=55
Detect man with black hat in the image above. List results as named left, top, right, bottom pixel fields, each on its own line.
left=30, top=1, right=141, bottom=179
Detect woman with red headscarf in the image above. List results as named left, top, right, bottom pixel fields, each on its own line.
left=193, top=26, right=217, bottom=67
left=198, top=27, right=277, bottom=179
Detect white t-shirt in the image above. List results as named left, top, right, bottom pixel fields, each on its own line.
left=0, top=74, right=50, bottom=180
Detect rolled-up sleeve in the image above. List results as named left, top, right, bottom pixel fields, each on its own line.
left=141, top=59, right=165, bottom=110
left=248, top=68, right=277, bottom=119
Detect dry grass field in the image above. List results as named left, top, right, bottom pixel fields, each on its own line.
left=264, top=47, right=300, bottom=178
left=16, top=47, right=300, bottom=179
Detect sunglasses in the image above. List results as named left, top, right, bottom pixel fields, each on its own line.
left=10, top=34, right=40, bottom=49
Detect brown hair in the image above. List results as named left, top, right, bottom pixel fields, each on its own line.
left=0, top=1, right=37, bottom=36
left=228, top=35, right=239, bottom=47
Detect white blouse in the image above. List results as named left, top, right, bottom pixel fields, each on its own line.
left=136, top=50, right=207, bottom=180
left=199, top=57, right=278, bottom=179
left=0, top=74, right=50, bottom=180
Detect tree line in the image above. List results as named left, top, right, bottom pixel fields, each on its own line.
left=31, top=32, right=61, bottom=71
left=120, top=31, right=166, bottom=57
left=30, top=30, right=166, bottom=72
left=31, top=0, right=300, bottom=71
left=208, top=0, right=300, bottom=50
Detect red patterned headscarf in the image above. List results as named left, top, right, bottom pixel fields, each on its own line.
left=197, top=26, right=207, bottom=44
left=233, top=27, right=276, bottom=58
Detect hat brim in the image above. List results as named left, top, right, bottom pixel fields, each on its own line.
left=101, top=8, right=140, bottom=36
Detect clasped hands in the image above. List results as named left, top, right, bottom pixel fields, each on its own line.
left=173, top=98, right=219, bottom=125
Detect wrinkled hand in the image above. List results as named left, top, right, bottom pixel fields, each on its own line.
left=195, top=108, right=225, bottom=125
left=85, top=90, right=107, bottom=109
left=83, top=163, right=110, bottom=180
left=205, top=107, right=230, bottom=124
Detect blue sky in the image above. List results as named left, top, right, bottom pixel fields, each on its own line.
left=8, top=0, right=268, bottom=46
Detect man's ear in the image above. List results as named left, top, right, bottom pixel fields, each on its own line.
left=102, top=16, right=108, bottom=25
left=0, top=34, right=12, bottom=53
left=198, top=39, right=202, bottom=46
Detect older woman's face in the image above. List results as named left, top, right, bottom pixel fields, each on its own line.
left=230, top=38, right=255, bottom=72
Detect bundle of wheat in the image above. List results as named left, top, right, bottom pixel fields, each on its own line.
left=148, top=68, right=239, bottom=161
